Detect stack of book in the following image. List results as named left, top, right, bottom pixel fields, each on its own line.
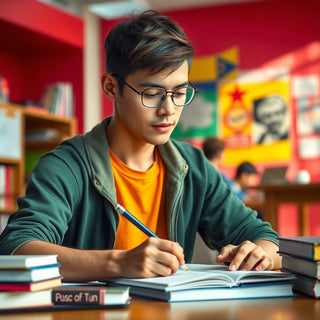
left=0, top=255, right=62, bottom=311
left=41, top=82, right=73, bottom=117
left=279, top=236, right=320, bottom=298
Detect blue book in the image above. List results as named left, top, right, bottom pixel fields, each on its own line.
left=0, top=255, right=58, bottom=270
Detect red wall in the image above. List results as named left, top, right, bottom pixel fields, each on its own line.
left=100, top=0, right=320, bottom=236
left=0, top=0, right=84, bottom=132
left=101, top=0, right=320, bottom=104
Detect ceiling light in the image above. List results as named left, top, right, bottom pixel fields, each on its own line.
left=89, top=0, right=149, bottom=19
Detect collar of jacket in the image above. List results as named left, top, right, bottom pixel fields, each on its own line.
left=83, top=117, right=189, bottom=214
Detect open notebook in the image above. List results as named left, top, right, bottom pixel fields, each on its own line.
left=104, top=264, right=296, bottom=302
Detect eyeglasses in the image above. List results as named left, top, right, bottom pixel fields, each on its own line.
left=113, top=74, right=198, bottom=108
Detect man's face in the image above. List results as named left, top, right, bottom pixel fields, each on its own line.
left=113, top=60, right=189, bottom=147
left=256, top=98, right=286, bottom=134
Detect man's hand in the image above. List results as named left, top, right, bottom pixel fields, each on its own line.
left=14, top=238, right=186, bottom=282
left=215, top=240, right=281, bottom=271
left=115, top=237, right=186, bottom=278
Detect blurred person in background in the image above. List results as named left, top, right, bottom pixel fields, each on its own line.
left=202, top=137, right=231, bottom=184
left=231, top=162, right=263, bottom=219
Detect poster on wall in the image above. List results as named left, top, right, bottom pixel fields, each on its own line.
left=171, top=82, right=217, bottom=139
left=292, top=75, right=320, bottom=159
left=219, top=70, right=291, bottom=166
left=172, top=47, right=238, bottom=140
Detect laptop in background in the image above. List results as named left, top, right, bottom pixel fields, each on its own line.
left=259, top=166, right=288, bottom=185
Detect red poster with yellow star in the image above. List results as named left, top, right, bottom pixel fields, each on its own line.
left=219, top=78, right=291, bottom=165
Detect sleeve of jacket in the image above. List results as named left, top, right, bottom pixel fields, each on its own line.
left=0, top=151, right=82, bottom=255
left=198, top=159, right=279, bottom=251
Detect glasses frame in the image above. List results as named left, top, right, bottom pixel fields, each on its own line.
left=113, top=74, right=198, bottom=108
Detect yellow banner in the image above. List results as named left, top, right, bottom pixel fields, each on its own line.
left=189, top=46, right=238, bottom=82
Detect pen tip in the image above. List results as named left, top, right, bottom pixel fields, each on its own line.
left=182, top=265, right=190, bottom=272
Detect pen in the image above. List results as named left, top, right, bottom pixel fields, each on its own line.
left=115, top=204, right=189, bottom=272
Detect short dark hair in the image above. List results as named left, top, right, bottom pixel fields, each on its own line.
left=235, top=161, right=258, bottom=179
left=202, top=137, right=225, bottom=160
left=104, top=10, right=194, bottom=92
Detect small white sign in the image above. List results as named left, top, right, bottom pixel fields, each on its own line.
left=292, top=75, right=319, bottom=98
left=0, top=108, right=21, bottom=159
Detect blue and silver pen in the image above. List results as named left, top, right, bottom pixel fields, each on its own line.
left=115, top=204, right=189, bottom=272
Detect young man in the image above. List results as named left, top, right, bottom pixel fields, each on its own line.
left=0, top=11, right=281, bottom=282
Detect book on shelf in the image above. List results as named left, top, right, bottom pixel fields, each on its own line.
left=0, top=277, right=63, bottom=292
left=0, top=255, right=59, bottom=269
left=41, top=82, right=73, bottom=117
left=104, top=264, right=296, bottom=302
left=0, top=289, right=53, bottom=311
left=52, top=285, right=131, bottom=307
left=278, top=236, right=320, bottom=261
left=280, top=254, right=320, bottom=280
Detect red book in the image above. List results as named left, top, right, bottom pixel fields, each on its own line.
left=0, top=277, right=62, bottom=292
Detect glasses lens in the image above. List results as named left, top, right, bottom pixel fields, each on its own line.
left=141, top=86, right=196, bottom=108
left=142, top=88, right=166, bottom=108
left=173, top=87, right=195, bottom=106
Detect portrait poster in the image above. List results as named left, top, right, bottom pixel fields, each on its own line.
left=172, top=47, right=238, bottom=140
left=219, top=77, right=291, bottom=165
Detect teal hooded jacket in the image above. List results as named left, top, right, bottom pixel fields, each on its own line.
left=0, top=118, right=279, bottom=261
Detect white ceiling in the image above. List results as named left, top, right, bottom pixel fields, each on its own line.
left=39, top=0, right=262, bottom=19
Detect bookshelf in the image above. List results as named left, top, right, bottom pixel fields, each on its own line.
left=0, top=103, right=76, bottom=216
left=0, top=1, right=82, bottom=224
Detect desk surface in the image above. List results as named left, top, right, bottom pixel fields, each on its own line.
left=1, top=295, right=319, bottom=320
left=249, top=182, right=320, bottom=235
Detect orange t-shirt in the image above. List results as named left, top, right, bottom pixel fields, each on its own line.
left=110, top=148, right=168, bottom=250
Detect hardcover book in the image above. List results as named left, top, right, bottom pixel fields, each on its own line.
left=293, top=274, right=320, bottom=299
left=0, top=255, right=58, bottom=269
left=0, top=277, right=62, bottom=292
left=52, top=286, right=130, bottom=306
left=281, top=254, right=320, bottom=280
left=278, top=237, right=320, bottom=260
left=0, top=289, right=53, bottom=311
left=0, top=265, right=61, bottom=282
left=104, top=264, right=296, bottom=302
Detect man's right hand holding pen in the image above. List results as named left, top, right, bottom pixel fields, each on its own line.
left=115, top=204, right=189, bottom=277
left=114, top=237, right=187, bottom=278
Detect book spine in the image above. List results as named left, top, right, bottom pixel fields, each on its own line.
left=52, top=288, right=104, bottom=305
